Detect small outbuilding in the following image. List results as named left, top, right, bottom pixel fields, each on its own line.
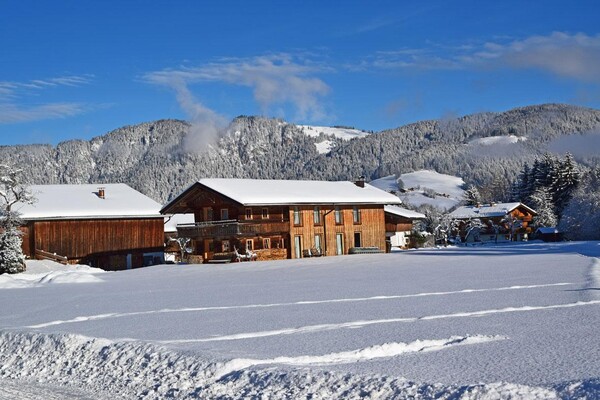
left=384, top=205, right=426, bottom=249
left=534, top=227, right=564, bottom=242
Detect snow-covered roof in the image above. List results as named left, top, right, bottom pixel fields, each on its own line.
left=448, top=202, right=536, bottom=219
left=16, top=184, right=163, bottom=220
left=384, top=205, right=425, bottom=219
left=162, top=179, right=401, bottom=212
left=164, top=213, right=195, bottom=232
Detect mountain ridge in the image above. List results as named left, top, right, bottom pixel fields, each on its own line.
left=2, top=103, right=599, bottom=204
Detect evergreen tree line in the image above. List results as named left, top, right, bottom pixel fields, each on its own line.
left=511, top=153, right=580, bottom=228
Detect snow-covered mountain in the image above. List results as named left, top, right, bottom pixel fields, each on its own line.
left=1, top=104, right=600, bottom=204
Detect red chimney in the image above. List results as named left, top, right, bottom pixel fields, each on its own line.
left=354, top=176, right=366, bottom=188
left=97, top=187, right=105, bottom=199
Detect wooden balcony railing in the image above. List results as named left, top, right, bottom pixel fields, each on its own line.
left=177, top=219, right=290, bottom=239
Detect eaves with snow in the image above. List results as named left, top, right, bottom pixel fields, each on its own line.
left=15, top=184, right=163, bottom=220
left=384, top=205, right=426, bottom=219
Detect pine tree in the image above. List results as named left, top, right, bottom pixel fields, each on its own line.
left=529, top=186, right=557, bottom=228
left=463, top=184, right=482, bottom=206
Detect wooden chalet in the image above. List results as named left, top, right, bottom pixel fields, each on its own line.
left=448, top=202, right=537, bottom=243
left=384, top=205, right=426, bottom=249
left=160, top=178, right=401, bottom=262
left=17, top=184, right=165, bottom=270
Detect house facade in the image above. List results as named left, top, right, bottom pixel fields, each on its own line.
left=17, top=184, right=165, bottom=270
left=448, top=202, right=537, bottom=243
left=160, top=178, right=401, bottom=262
left=384, top=205, right=426, bottom=249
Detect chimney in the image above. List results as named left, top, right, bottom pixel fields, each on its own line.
left=354, top=176, right=366, bottom=188
left=97, top=187, right=105, bottom=199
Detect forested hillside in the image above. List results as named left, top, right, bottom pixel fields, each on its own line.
left=1, top=103, right=599, bottom=204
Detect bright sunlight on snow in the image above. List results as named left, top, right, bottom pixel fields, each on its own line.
left=1, top=242, right=600, bottom=399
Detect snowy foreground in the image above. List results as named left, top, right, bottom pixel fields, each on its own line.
left=1, top=242, right=600, bottom=399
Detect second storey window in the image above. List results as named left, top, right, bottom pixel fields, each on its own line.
left=293, top=206, right=301, bottom=225
left=335, top=206, right=342, bottom=224
left=313, top=206, right=321, bottom=225
left=353, top=206, right=361, bottom=223
left=245, top=208, right=252, bottom=219
left=262, top=207, right=269, bottom=219
left=220, top=208, right=229, bottom=220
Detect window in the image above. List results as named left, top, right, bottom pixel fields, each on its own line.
left=336, top=233, right=344, bottom=255
left=294, top=235, right=302, bottom=258
left=204, top=207, right=213, bottom=221
left=245, top=208, right=253, bottom=219
left=220, top=208, right=229, bottom=220
left=354, top=232, right=362, bottom=247
left=246, top=239, right=254, bottom=251
left=313, top=206, right=321, bottom=225
left=262, top=207, right=269, bottom=219
left=353, top=206, right=361, bottom=223
left=263, top=238, right=271, bottom=249
left=335, top=206, right=343, bottom=224
left=293, top=206, right=301, bottom=225
left=314, top=235, right=322, bottom=252
left=222, top=240, right=230, bottom=252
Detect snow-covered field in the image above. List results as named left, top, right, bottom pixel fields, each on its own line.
left=1, top=242, right=600, bottom=399
left=298, top=125, right=370, bottom=154
left=372, top=170, right=465, bottom=210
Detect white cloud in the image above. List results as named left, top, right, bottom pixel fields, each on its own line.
left=364, top=32, right=600, bottom=83
left=0, top=75, right=92, bottom=124
left=145, top=54, right=331, bottom=122
left=0, top=103, right=86, bottom=124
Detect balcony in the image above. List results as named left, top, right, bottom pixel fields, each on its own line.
left=176, top=219, right=290, bottom=239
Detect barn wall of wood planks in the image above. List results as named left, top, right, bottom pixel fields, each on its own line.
left=24, top=218, right=164, bottom=270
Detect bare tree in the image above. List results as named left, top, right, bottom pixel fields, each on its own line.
left=0, top=164, right=35, bottom=274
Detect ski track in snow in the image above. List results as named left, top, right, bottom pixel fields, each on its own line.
left=24, top=282, right=573, bottom=329
left=160, top=300, right=600, bottom=344
left=211, top=335, right=507, bottom=380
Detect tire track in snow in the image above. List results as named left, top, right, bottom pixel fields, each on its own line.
left=24, top=282, right=573, bottom=329
left=211, top=334, right=507, bottom=380
left=159, top=300, right=600, bottom=344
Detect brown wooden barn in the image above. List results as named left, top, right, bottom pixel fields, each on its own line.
left=448, top=202, right=537, bottom=243
left=160, top=178, right=401, bottom=262
left=18, top=184, right=165, bottom=270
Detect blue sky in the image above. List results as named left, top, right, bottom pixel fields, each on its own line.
left=1, top=0, right=599, bottom=145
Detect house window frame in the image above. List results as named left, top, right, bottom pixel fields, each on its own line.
left=246, top=239, right=254, bottom=251
left=334, top=206, right=343, bottom=225
left=354, top=231, right=362, bottom=247
left=293, top=206, right=302, bottom=226
left=220, top=208, right=229, bottom=220
left=353, top=206, right=361, bottom=224
left=313, top=206, right=321, bottom=225
left=263, top=238, right=271, bottom=249
left=314, top=234, right=322, bottom=253
left=222, top=240, right=230, bottom=252
left=245, top=208, right=253, bottom=220
left=261, top=207, right=269, bottom=219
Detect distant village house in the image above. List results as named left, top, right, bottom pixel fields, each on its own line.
left=448, top=202, right=537, bottom=243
